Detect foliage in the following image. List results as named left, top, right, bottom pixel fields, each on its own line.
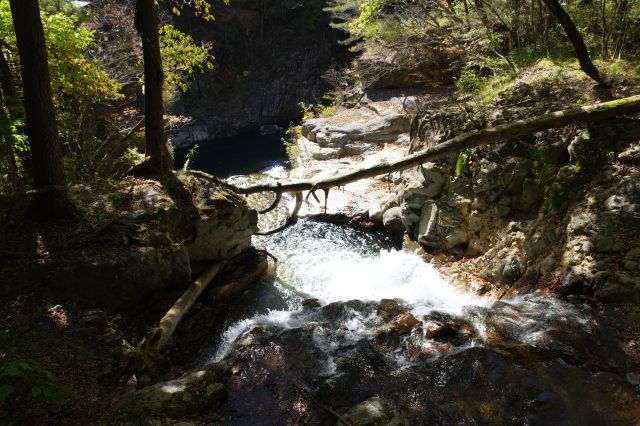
left=0, top=358, right=69, bottom=420
left=326, top=0, right=640, bottom=91
left=455, top=148, right=475, bottom=175
left=0, top=0, right=124, bottom=184
left=120, top=147, right=146, bottom=168
left=159, top=24, right=213, bottom=92
left=349, top=0, right=386, bottom=39
left=455, top=69, right=487, bottom=92
left=169, top=0, right=229, bottom=22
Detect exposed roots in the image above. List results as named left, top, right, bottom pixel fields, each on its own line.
left=256, top=192, right=304, bottom=236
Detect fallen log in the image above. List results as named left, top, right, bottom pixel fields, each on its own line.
left=144, top=261, right=224, bottom=353
left=122, top=261, right=224, bottom=382
left=230, top=95, right=640, bottom=196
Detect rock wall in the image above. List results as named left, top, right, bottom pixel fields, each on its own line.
left=44, top=175, right=257, bottom=311
left=168, top=0, right=350, bottom=144
left=398, top=83, right=640, bottom=301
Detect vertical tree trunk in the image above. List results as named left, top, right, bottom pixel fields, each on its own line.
left=474, top=0, right=491, bottom=29
left=462, top=0, right=470, bottom=28
left=0, top=42, right=22, bottom=182
left=601, top=0, right=609, bottom=59
left=134, top=0, right=173, bottom=176
left=541, top=0, right=605, bottom=85
left=0, top=44, right=20, bottom=120
left=9, top=0, right=68, bottom=218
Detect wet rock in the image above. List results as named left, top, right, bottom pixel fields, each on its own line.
left=423, top=311, right=478, bottom=346
left=425, top=322, right=459, bottom=339
left=302, top=298, right=321, bottom=308
left=413, top=346, right=640, bottom=425
left=343, top=397, right=405, bottom=426
left=377, top=299, right=403, bottom=322
left=389, top=313, right=421, bottom=334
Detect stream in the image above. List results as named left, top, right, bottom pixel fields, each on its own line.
left=185, top=138, right=640, bottom=424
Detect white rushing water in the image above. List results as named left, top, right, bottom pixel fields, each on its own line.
left=212, top=168, right=593, bottom=366
left=211, top=219, right=488, bottom=362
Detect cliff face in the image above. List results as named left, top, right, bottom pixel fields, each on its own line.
left=168, top=0, right=350, bottom=146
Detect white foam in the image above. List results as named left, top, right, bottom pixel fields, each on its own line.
left=279, top=248, right=484, bottom=315
left=213, top=221, right=486, bottom=361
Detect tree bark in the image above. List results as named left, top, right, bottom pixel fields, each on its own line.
left=233, top=95, right=640, bottom=195
left=541, top=0, right=605, bottom=85
left=9, top=0, right=68, bottom=218
left=0, top=43, right=21, bottom=120
left=133, top=0, right=173, bottom=176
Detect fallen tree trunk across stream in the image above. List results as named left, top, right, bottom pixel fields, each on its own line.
left=230, top=95, right=640, bottom=196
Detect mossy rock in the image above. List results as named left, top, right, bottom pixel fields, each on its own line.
left=117, top=364, right=228, bottom=421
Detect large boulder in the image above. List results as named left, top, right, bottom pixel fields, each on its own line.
left=44, top=244, right=191, bottom=310
left=303, top=111, right=410, bottom=148
left=186, top=180, right=258, bottom=262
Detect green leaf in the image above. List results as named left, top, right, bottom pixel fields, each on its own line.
left=0, top=384, right=15, bottom=402
left=0, top=364, right=21, bottom=377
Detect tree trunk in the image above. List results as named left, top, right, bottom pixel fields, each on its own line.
left=474, top=0, right=491, bottom=29
left=541, top=0, right=605, bottom=85
left=9, top=0, right=68, bottom=218
left=233, top=95, right=640, bottom=195
left=0, top=43, right=21, bottom=120
left=0, top=43, right=21, bottom=186
left=133, top=0, right=173, bottom=176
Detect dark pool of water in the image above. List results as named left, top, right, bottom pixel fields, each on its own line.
left=173, top=130, right=290, bottom=178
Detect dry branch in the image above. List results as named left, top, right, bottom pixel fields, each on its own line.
left=255, top=192, right=304, bottom=236
left=231, top=95, right=640, bottom=195
left=122, top=261, right=225, bottom=383
left=143, top=261, right=225, bottom=353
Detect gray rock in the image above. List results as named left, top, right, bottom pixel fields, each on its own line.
left=420, top=163, right=445, bottom=197
left=558, top=271, right=592, bottom=297
left=400, top=163, right=445, bottom=200
left=117, top=365, right=227, bottom=419
left=297, top=136, right=342, bottom=161
left=520, top=178, right=544, bottom=207
left=45, top=244, right=191, bottom=311
left=382, top=207, right=405, bottom=238
left=473, top=159, right=503, bottom=200
left=343, top=397, right=405, bottom=426
left=304, top=112, right=409, bottom=147
left=187, top=186, right=258, bottom=262
left=496, top=253, right=524, bottom=284
left=416, top=202, right=439, bottom=247
left=618, top=145, right=640, bottom=165
left=593, top=271, right=640, bottom=303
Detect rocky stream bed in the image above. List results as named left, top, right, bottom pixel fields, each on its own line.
left=116, top=78, right=640, bottom=424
